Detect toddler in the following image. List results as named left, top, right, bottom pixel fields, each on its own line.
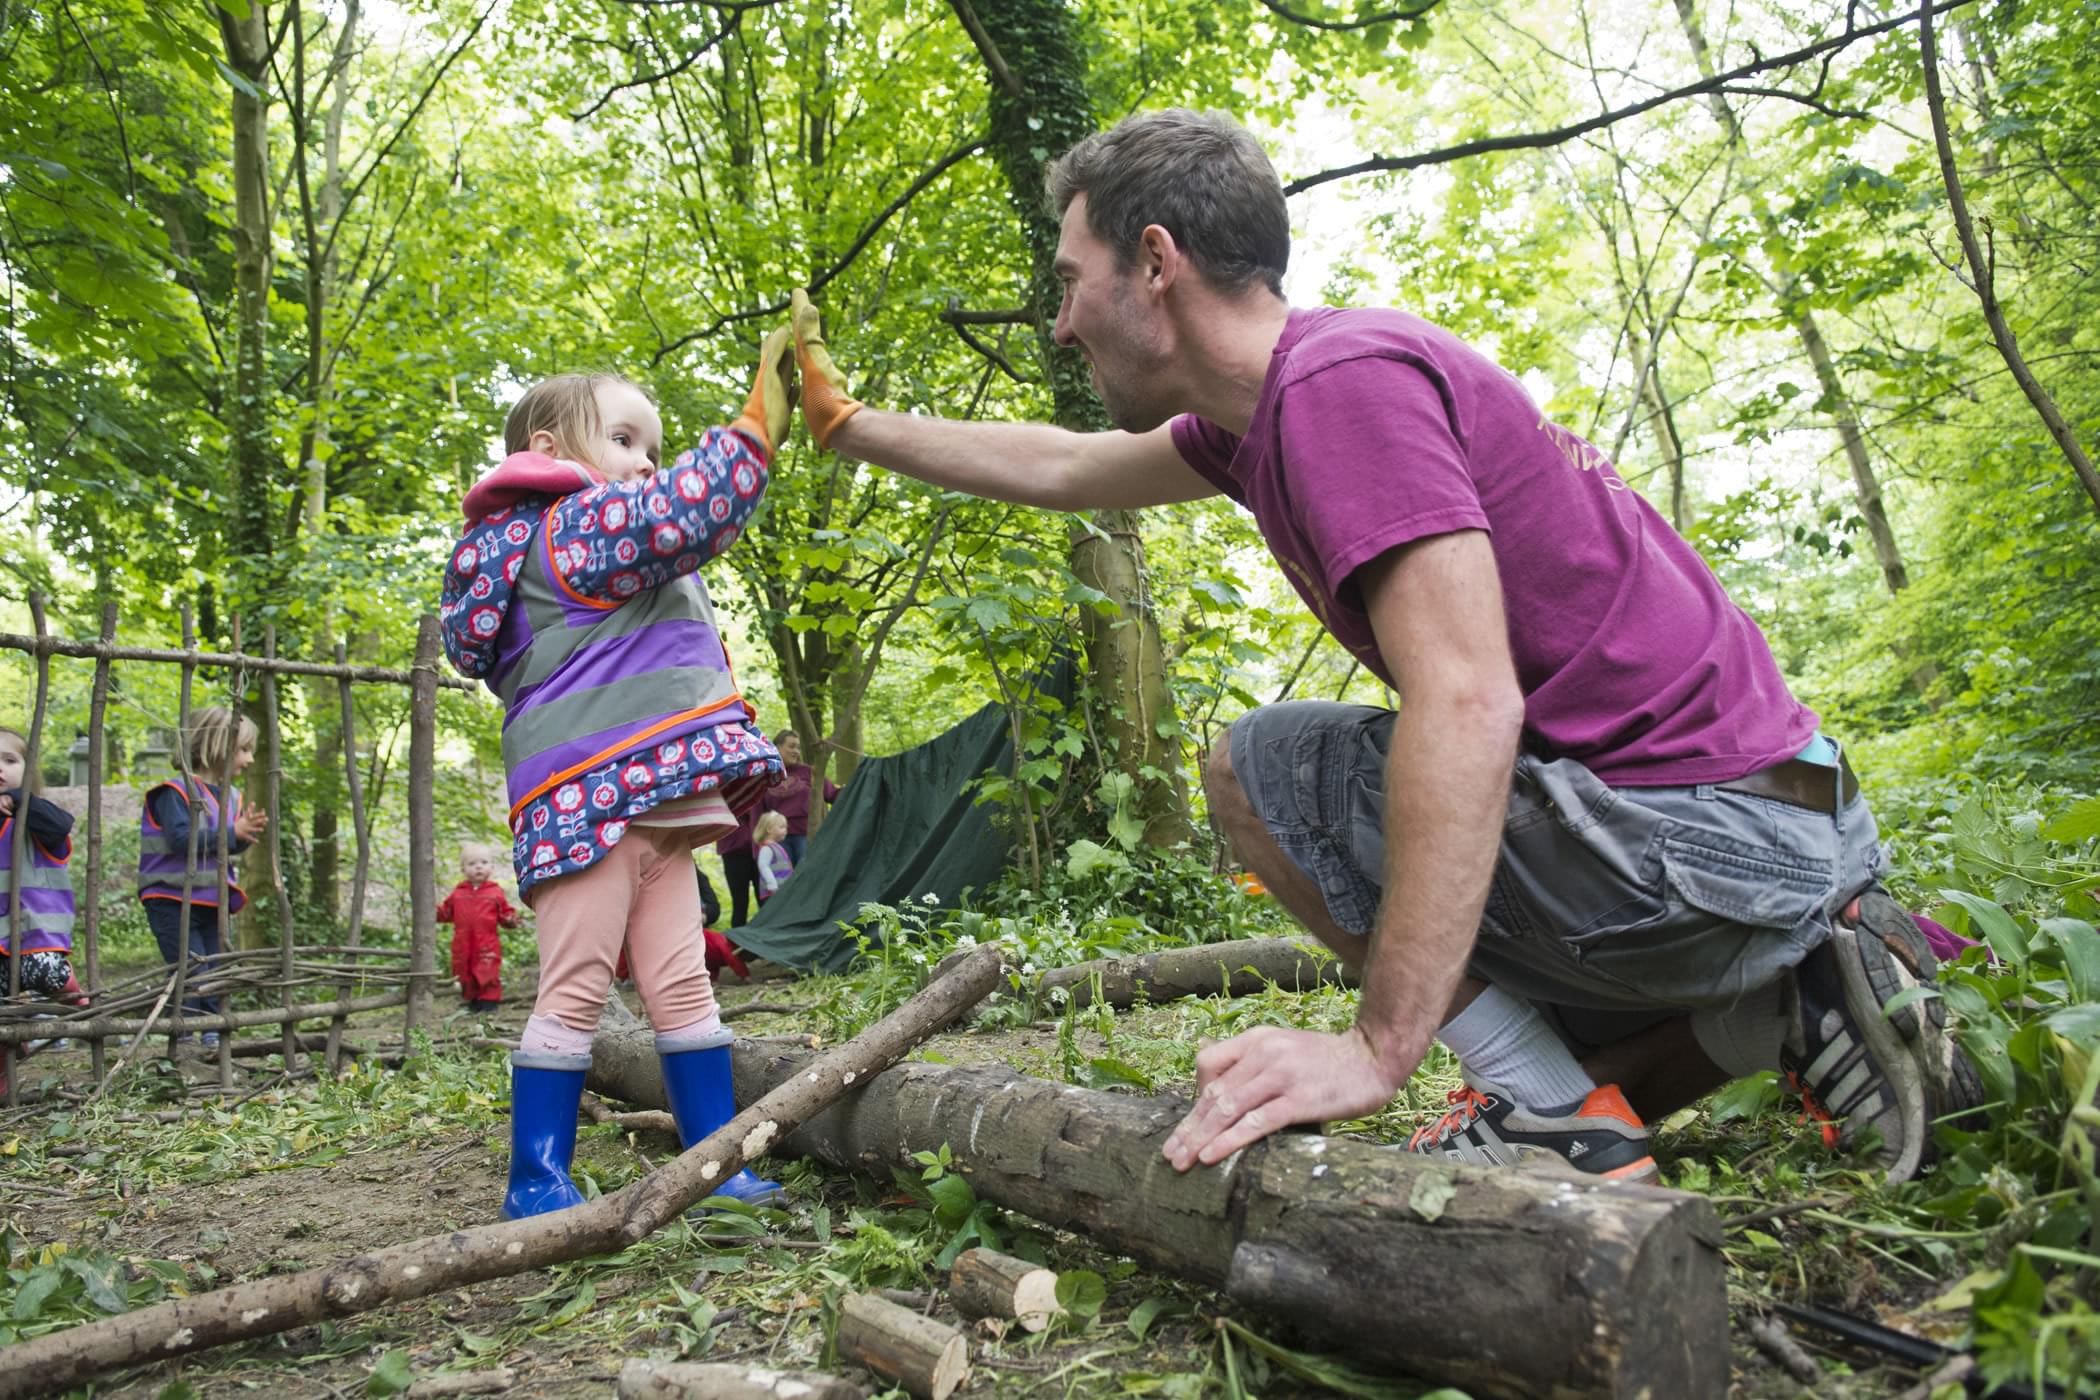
left=138, top=707, right=269, bottom=1039
left=438, top=841, right=518, bottom=1012
left=438, top=335, right=794, bottom=1218
left=753, top=811, right=794, bottom=903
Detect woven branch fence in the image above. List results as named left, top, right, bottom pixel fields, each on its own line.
left=0, top=595, right=478, bottom=1106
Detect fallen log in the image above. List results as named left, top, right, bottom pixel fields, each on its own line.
left=0, top=946, right=1004, bottom=1400
left=835, top=1292, right=968, bottom=1400
left=588, top=1032, right=1725, bottom=1399
left=618, top=1360, right=867, bottom=1399
left=937, top=936, right=1354, bottom=1012
left=948, top=1247, right=1058, bottom=1332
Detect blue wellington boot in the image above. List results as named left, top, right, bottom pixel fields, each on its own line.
left=659, top=1039, right=785, bottom=1206
left=503, top=1055, right=591, bottom=1220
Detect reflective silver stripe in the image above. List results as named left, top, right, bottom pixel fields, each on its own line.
left=1805, top=1029, right=1855, bottom=1085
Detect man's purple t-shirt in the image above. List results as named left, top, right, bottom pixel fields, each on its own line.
left=1170, top=306, right=1815, bottom=787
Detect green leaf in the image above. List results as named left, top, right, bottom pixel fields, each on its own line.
left=1127, top=1295, right=1189, bottom=1341
left=2040, top=797, right=2100, bottom=843
left=1084, top=1057, right=1156, bottom=1093
left=60, top=1255, right=128, bottom=1313
left=1937, top=889, right=2030, bottom=965
left=365, top=1350, right=413, bottom=1397
left=10, top=1267, right=63, bottom=1322
left=1056, top=1269, right=1108, bottom=1320
left=2036, top=919, right=2100, bottom=1001
left=927, top=1172, right=977, bottom=1229
left=540, top=1279, right=596, bottom=1330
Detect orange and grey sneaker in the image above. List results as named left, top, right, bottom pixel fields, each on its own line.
left=1404, top=1076, right=1660, bottom=1184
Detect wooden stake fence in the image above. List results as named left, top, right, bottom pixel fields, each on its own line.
left=0, top=593, right=475, bottom=1105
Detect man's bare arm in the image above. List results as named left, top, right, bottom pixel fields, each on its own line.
left=1161, top=529, right=1523, bottom=1169
left=829, top=412, right=1217, bottom=511
left=1351, top=531, right=1525, bottom=1085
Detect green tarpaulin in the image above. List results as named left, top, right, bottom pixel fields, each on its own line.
left=729, top=663, right=1071, bottom=971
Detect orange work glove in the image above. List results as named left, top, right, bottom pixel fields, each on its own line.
left=730, top=325, right=798, bottom=456
left=790, top=289, right=863, bottom=449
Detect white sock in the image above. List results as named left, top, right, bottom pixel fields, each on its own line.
left=654, top=1013, right=729, bottom=1053
left=1439, top=985, right=1597, bottom=1110
left=518, top=1013, right=595, bottom=1059
left=1690, top=980, right=1788, bottom=1078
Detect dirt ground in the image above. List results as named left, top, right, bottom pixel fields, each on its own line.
left=1, top=969, right=1944, bottom=1398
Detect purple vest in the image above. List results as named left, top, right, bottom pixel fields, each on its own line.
left=491, top=519, right=747, bottom=822
left=137, top=778, right=247, bottom=913
left=1, top=815, right=73, bottom=953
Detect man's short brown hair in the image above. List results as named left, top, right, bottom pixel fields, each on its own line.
left=1045, top=109, right=1289, bottom=296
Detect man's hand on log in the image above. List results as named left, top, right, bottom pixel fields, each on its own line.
left=1162, top=1024, right=1403, bottom=1170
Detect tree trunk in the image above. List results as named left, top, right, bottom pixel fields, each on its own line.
left=1036, top=936, right=1354, bottom=1009
left=968, top=0, right=1194, bottom=850
left=219, top=1, right=276, bottom=595
left=588, top=1036, right=1726, bottom=1398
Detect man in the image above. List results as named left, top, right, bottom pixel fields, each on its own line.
left=788, top=109, right=1977, bottom=1184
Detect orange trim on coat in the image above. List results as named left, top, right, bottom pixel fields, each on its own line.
left=506, top=694, right=750, bottom=822
left=542, top=502, right=622, bottom=613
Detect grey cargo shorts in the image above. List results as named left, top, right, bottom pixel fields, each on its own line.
left=1227, top=701, right=1887, bottom=1027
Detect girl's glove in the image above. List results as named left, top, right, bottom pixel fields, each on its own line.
left=791, top=289, right=863, bottom=449
left=731, top=325, right=799, bottom=455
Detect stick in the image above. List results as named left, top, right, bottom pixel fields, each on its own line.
left=0, top=945, right=1003, bottom=1398
left=404, top=1369, right=516, bottom=1398
left=834, top=1293, right=968, bottom=1400
left=1746, top=1314, right=1823, bottom=1386
left=948, top=1248, right=1059, bottom=1333
left=618, top=1361, right=867, bottom=1400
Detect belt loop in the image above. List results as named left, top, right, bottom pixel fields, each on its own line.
left=1828, top=737, right=1844, bottom=819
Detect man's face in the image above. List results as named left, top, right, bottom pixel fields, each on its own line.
left=1053, top=196, right=1173, bottom=432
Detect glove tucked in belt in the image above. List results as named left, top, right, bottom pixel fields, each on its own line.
left=1717, top=752, right=1859, bottom=814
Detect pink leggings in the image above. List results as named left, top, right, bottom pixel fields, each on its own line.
left=527, top=826, right=718, bottom=1034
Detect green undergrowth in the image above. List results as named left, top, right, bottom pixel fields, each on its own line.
left=2, top=789, right=2094, bottom=1395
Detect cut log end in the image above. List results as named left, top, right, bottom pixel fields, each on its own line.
left=949, top=1247, right=1059, bottom=1332
left=836, top=1292, right=968, bottom=1400
left=617, top=1359, right=868, bottom=1400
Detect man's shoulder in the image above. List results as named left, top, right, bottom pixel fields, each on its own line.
left=1275, top=307, right=1480, bottom=389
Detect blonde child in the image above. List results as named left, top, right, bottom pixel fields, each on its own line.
left=438, top=842, right=519, bottom=1012
left=753, top=811, right=794, bottom=903
left=438, top=336, right=794, bottom=1218
left=137, top=707, right=269, bottom=1039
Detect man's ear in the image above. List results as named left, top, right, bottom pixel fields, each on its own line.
left=1139, top=223, right=1181, bottom=295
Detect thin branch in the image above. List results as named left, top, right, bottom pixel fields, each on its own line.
left=649, top=135, right=986, bottom=364
left=1919, top=2, right=2100, bottom=518
left=572, top=9, right=748, bottom=121
left=946, top=0, right=1020, bottom=97
left=941, top=300, right=1031, bottom=382
left=1254, top=0, right=1438, bottom=34
left=1284, top=0, right=1978, bottom=195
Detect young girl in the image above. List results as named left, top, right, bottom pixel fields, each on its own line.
left=1, top=726, right=78, bottom=999
left=753, top=811, right=794, bottom=903
left=138, top=707, right=269, bottom=1041
left=439, top=334, right=794, bottom=1219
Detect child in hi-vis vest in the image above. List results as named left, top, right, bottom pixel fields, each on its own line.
left=438, top=335, right=794, bottom=1218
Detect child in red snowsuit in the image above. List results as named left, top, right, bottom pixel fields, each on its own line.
left=438, top=843, right=518, bottom=1011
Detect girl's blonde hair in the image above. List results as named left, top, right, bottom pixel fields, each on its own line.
left=503, top=372, right=645, bottom=466
left=0, top=726, right=35, bottom=795
left=460, top=841, right=498, bottom=865
left=753, top=811, right=788, bottom=844
left=181, top=706, right=257, bottom=780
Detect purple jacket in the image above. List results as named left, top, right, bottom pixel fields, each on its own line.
left=438, top=435, right=782, bottom=898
